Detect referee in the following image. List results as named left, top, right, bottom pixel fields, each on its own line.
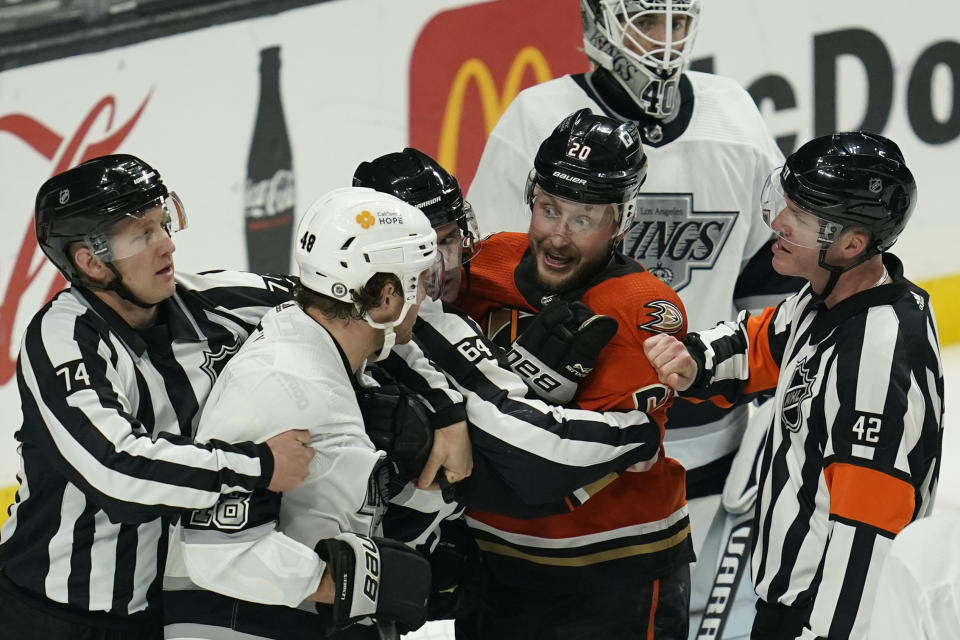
left=645, top=132, right=943, bottom=639
left=0, top=155, right=314, bottom=640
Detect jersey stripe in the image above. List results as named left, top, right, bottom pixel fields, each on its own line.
left=0, top=272, right=292, bottom=615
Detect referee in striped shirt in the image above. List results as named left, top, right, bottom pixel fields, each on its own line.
left=0, top=155, right=314, bottom=640
left=644, top=133, right=943, bottom=639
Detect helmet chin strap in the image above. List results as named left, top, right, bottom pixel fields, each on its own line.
left=92, top=263, right=157, bottom=310
left=364, top=300, right=414, bottom=362
left=814, top=246, right=876, bottom=301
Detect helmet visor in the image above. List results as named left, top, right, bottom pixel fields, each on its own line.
left=528, top=183, right=623, bottom=238
left=436, top=202, right=481, bottom=269
left=459, top=201, right=481, bottom=263
left=414, top=251, right=445, bottom=303
left=90, top=192, right=188, bottom=262
left=761, top=168, right=844, bottom=249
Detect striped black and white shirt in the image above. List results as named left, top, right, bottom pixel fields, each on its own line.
left=681, top=254, right=943, bottom=639
left=379, top=298, right=666, bottom=571
left=0, top=270, right=295, bottom=617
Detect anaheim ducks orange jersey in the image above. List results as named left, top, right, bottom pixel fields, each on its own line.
left=457, top=232, right=695, bottom=590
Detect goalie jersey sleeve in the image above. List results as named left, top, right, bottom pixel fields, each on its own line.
left=682, top=254, right=943, bottom=638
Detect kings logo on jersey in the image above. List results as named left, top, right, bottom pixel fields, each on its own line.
left=622, top=194, right=737, bottom=291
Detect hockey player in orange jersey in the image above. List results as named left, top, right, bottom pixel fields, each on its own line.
left=456, top=109, right=694, bottom=639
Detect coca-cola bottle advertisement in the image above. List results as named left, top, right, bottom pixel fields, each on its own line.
left=244, top=46, right=296, bottom=274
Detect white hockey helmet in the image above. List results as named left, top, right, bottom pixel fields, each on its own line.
left=581, top=0, right=702, bottom=120
left=295, top=187, right=441, bottom=357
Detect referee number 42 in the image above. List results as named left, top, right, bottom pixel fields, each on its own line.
left=56, top=360, right=92, bottom=392
left=851, top=415, right=882, bottom=444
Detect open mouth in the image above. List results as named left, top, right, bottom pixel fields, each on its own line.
left=773, top=239, right=791, bottom=254
left=542, top=251, right=574, bottom=270
left=156, top=265, right=174, bottom=276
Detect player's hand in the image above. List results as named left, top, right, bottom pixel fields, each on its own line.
left=316, top=533, right=430, bottom=632
left=643, top=334, right=698, bottom=392
left=265, top=429, right=313, bottom=492
left=359, top=384, right=434, bottom=491
left=417, top=420, right=472, bottom=493
left=509, top=300, right=618, bottom=403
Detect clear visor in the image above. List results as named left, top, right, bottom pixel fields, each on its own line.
left=89, top=192, right=188, bottom=262
left=608, top=1, right=697, bottom=70
left=437, top=202, right=481, bottom=270
left=528, top=184, right=622, bottom=238
left=411, top=251, right=445, bottom=304
left=760, top=168, right=844, bottom=248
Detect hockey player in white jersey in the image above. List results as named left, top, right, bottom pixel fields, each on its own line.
left=466, top=2, right=801, bottom=636
left=163, top=187, right=452, bottom=639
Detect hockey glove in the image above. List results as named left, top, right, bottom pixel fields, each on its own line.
left=359, top=384, right=434, bottom=487
left=508, top=300, right=618, bottom=403
left=316, top=532, right=431, bottom=632
left=427, top=518, right=481, bottom=621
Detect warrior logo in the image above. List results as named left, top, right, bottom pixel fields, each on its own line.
left=200, top=336, right=243, bottom=385
left=622, top=194, right=737, bottom=291
left=782, top=356, right=815, bottom=433
left=639, top=300, right=684, bottom=334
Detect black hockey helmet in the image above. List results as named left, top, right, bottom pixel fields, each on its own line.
left=779, top=132, right=916, bottom=254
left=353, top=148, right=479, bottom=263
left=35, top=154, right=183, bottom=284
left=526, top=108, right=647, bottom=236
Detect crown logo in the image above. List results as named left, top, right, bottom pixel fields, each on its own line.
left=356, top=210, right=376, bottom=229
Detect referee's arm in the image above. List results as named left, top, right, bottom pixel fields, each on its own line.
left=18, top=313, right=273, bottom=525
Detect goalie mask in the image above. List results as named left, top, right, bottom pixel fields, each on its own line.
left=581, top=0, right=702, bottom=120
left=295, top=187, right=441, bottom=359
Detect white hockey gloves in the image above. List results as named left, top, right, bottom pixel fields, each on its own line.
left=507, top=300, right=618, bottom=403
left=316, top=532, right=431, bottom=632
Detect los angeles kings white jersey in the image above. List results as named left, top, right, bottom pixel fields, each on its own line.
left=467, top=70, right=793, bottom=495
left=164, top=301, right=385, bottom=608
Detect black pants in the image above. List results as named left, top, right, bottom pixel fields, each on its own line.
left=751, top=599, right=812, bottom=640
left=456, top=563, right=690, bottom=640
left=0, top=572, right=161, bottom=640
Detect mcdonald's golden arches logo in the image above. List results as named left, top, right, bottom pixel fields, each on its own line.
left=438, top=47, right=552, bottom=176
left=408, top=0, right=589, bottom=190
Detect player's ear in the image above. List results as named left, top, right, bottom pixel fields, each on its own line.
left=71, top=243, right=110, bottom=284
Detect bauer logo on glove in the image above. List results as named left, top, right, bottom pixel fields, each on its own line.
left=508, top=300, right=618, bottom=404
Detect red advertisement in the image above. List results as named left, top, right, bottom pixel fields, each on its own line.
left=409, top=0, right=588, bottom=190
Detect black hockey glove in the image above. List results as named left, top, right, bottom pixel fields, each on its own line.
left=427, top=518, right=481, bottom=621
left=359, top=384, right=433, bottom=495
left=316, top=532, right=431, bottom=633
left=507, top=300, right=618, bottom=403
